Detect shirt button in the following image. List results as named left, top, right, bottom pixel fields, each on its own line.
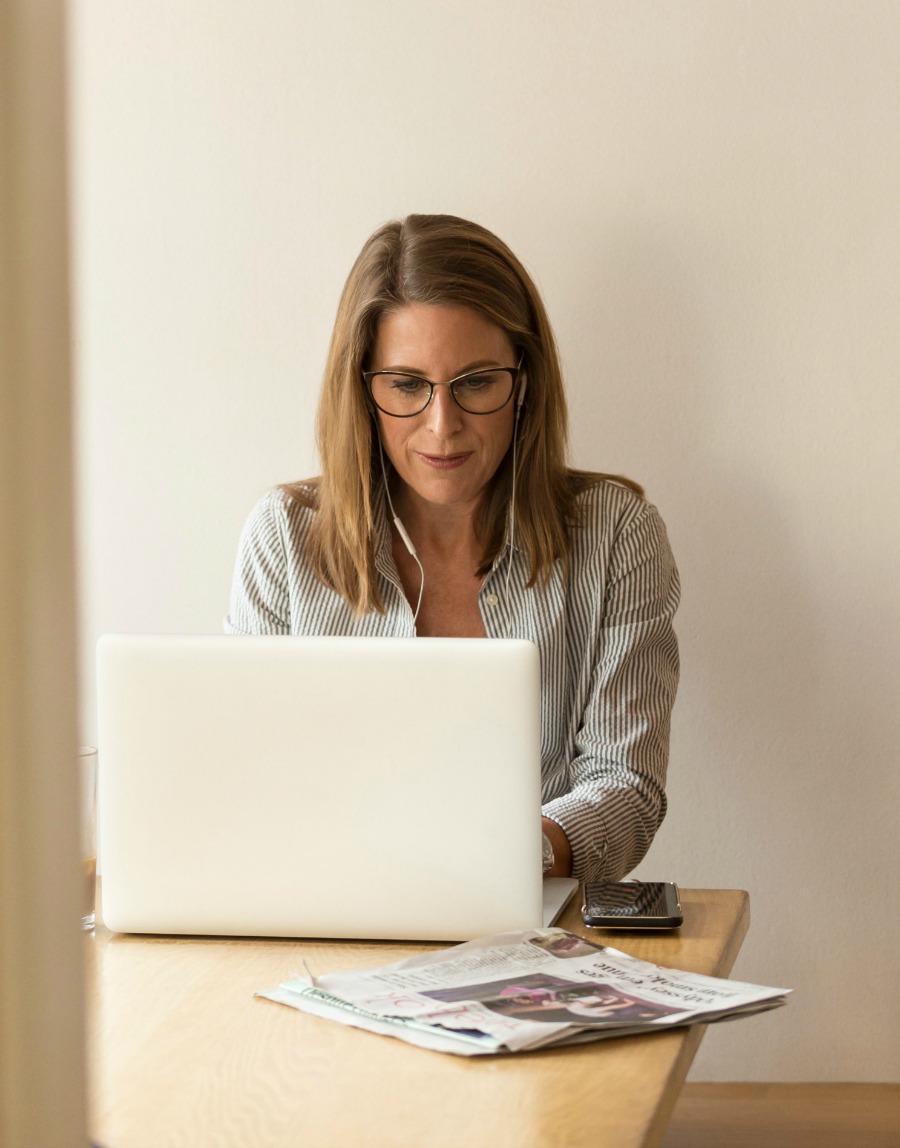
left=485, top=593, right=499, bottom=607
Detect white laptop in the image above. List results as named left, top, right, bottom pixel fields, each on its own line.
left=97, top=634, right=577, bottom=941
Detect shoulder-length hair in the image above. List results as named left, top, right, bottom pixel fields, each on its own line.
left=286, top=213, right=641, bottom=615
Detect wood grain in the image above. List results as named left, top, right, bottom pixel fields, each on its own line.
left=663, top=1084, right=900, bottom=1148
left=87, top=888, right=750, bottom=1148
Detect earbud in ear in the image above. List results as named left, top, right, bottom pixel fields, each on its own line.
left=517, top=374, right=528, bottom=410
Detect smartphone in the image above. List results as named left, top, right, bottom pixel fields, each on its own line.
left=582, top=880, right=683, bottom=929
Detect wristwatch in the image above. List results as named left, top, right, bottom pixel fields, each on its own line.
left=542, top=831, right=555, bottom=875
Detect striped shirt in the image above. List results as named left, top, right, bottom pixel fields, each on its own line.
left=226, top=481, right=680, bottom=882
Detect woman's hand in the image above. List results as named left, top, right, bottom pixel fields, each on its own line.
left=541, top=816, right=573, bottom=878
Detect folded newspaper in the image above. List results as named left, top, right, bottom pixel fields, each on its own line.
left=258, top=928, right=790, bottom=1056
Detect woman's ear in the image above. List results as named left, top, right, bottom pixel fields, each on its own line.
left=515, top=352, right=528, bottom=410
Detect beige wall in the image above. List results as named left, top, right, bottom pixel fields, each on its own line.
left=70, top=1, right=900, bottom=1081
left=1, top=1, right=86, bottom=1144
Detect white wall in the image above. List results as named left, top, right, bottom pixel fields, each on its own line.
left=69, top=1, right=900, bottom=1081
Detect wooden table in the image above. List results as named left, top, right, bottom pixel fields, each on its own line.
left=87, top=888, right=749, bottom=1148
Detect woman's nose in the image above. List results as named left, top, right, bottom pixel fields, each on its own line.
left=424, top=384, right=464, bottom=436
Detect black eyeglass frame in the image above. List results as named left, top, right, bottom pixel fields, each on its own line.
left=362, top=362, right=523, bottom=418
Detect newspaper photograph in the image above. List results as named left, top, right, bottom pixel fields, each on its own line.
left=259, top=928, right=791, bottom=1056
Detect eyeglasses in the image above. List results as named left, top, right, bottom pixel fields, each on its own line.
left=363, top=365, right=521, bottom=417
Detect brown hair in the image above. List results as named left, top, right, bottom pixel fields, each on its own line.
left=284, top=214, right=641, bottom=614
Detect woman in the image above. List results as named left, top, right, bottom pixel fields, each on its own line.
left=226, top=213, right=680, bottom=883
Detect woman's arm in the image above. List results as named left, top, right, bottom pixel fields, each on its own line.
left=542, top=499, right=680, bottom=883
left=541, top=815, right=574, bottom=877
left=225, top=492, right=293, bottom=635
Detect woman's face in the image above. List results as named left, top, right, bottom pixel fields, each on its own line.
left=369, top=303, right=518, bottom=519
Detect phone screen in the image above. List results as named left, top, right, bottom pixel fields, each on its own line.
left=582, top=881, right=682, bottom=928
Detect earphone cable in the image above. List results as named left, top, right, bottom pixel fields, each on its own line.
left=377, top=435, right=425, bottom=632
left=504, top=406, right=521, bottom=640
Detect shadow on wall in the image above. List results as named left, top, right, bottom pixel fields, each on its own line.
left=563, top=218, right=897, bottom=893
left=562, top=223, right=900, bottom=1076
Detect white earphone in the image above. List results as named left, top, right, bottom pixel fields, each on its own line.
left=375, top=432, right=424, bottom=630
left=392, top=513, right=417, bottom=559
left=504, top=368, right=527, bottom=637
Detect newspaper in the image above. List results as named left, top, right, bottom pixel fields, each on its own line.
left=258, top=928, right=790, bottom=1056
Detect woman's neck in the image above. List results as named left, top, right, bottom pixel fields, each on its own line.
left=389, top=487, right=483, bottom=564
left=388, top=487, right=489, bottom=638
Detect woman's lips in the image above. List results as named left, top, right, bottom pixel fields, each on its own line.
left=416, top=452, right=472, bottom=470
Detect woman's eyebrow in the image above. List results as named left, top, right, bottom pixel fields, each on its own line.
left=377, top=359, right=504, bottom=376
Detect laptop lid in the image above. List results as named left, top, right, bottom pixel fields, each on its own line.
left=97, top=634, right=563, bottom=941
